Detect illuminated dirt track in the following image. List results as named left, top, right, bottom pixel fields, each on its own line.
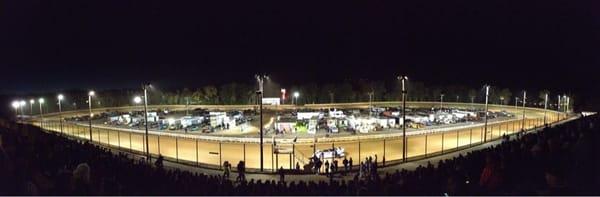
left=32, top=101, right=567, bottom=172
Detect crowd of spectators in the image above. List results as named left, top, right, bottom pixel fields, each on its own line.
left=0, top=114, right=598, bottom=195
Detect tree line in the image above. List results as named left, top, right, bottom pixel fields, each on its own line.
left=16, top=79, right=571, bottom=114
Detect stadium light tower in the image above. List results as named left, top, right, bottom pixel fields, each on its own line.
left=483, top=85, right=490, bottom=142
left=255, top=74, right=268, bottom=172
left=398, top=75, right=408, bottom=162
left=88, top=91, right=95, bottom=141
left=58, top=94, right=64, bottom=134
left=39, top=98, right=45, bottom=128
left=521, top=91, right=527, bottom=131
left=29, top=99, right=35, bottom=115
left=141, top=83, right=151, bottom=161
left=543, top=93, right=548, bottom=125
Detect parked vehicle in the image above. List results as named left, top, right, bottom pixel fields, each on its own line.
left=312, top=147, right=345, bottom=159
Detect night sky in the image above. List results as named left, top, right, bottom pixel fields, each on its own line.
left=1, top=1, right=599, bottom=108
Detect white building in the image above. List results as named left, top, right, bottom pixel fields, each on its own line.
left=262, top=97, right=281, bottom=105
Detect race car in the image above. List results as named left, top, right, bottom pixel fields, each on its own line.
left=312, top=147, right=346, bottom=159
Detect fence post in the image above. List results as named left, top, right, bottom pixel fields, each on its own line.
left=175, top=137, right=179, bottom=162
left=157, top=135, right=161, bottom=155
left=480, top=127, right=484, bottom=144
left=441, top=132, right=445, bottom=154
left=243, top=143, right=246, bottom=162
left=195, top=139, right=199, bottom=166
left=118, top=130, right=121, bottom=150
left=358, top=140, right=362, bottom=163
left=456, top=130, right=459, bottom=148
left=107, top=130, right=110, bottom=147
left=219, top=142, right=222, bottom=169
left=469, top=128, right=473, bottom=147
left=424, top=134, right=428, bottom=157
left=383, top=139, right=386, bottom=165
left=331, top=142, right=335, bottom=169
left=129, top=132, right=132, bottom=150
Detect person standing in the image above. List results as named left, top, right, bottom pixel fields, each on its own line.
left=330, top=162, right=335, bottom=178
left=333, top=159, right=339, bottom=173
left=325, top=160, right=330, bottom=176
left=349, top=157, right=353, bottom=171
left=223, top=161, right=230, bottom=179
left=236, top=161, right=245, bottom=182
left=359, top=161, right=364, bottom=179
left=343, top=157, right=349, bottom=173
left=279, top=166, right=285, bottom=183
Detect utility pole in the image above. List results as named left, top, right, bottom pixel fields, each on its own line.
left=58, top=94, right=64, bottom=134
left=256, top=74, right=268, bottom=172
left=368, top=91, right=374, bottom=116
left=88, top=91, right=94, bottom=141
left=329, top=92, right=334, bottom=104
left=483, top=85, right=490, bottom=142
left=143, top=84, right=150, bottom=161
left=522, top=91, right=527, bottom=131
left=440, top=94, right=444, bottom=111
left=543, top=93, right=548, bottom=125
left=186, top=97, right=190, bottom=116
left=398, top=75, right=408, bottom=162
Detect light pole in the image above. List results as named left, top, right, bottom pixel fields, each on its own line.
left=29, top=99, right=35, bottom=115
left=514, top=97, right=519, bottom=110
left=255, top=74, right=268, bottom=172
left=88, top=91, right=95, bottom=141
left=39, top=98, right=45, bottom=129
left=58, top=94, right=64, bottom=134
left=293, top=92, right=299, bottom=105
left=500, top=97, right=504, bottom=105
left=142, top=83, right=151, bottom=161
left=521, top=91, right=527, bottom=131
left=543, top=93, right=548, bottom=125
left=19, top=100, right=26, bottom=119
left=440, top=94, right=444, bottom=111
left=470, top=96, right=475, bottom=111
left=557, top=95, right=562, bottom=120
left=483, top=85, right=490, bottom=142
left=398, top=75, right=408, bottom=162
left=11, top=101, right=19, bottom=120
left=368, top=91, right=374, bottom=116
left=565, top=96, right=571, bottom=113
left=186, top=97, right=190, bottom=116
left=329, top=91, right=334, bottom=104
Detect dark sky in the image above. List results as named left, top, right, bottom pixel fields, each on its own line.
left=1, top=0, right=599, bottom=107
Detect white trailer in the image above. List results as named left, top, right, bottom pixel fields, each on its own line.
left=181, top=116, right=202, bottom=128
left=297, top=112, right=323, bottom=120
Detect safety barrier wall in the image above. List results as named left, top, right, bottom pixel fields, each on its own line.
left=33, top=110, right=563, bottom=172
